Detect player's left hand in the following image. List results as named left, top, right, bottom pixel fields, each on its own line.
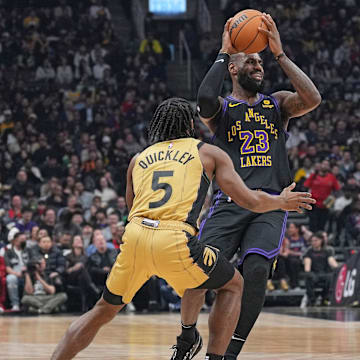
left=279, top=182, right=316, bottom=213
left=258, top=13, right=283, bottom=57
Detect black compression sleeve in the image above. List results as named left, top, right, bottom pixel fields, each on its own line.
left=197, top=52, right=230, bottom=118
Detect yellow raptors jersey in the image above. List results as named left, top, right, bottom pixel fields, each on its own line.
left=129, top=138, right=210, bottom=229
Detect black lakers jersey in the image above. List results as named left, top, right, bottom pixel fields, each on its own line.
left=129, top=138, right=210, bottom=229
left=212, top=94, right=292, bottom=193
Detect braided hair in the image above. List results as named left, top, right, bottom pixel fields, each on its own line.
left=148, top=97, right=195, bottom=144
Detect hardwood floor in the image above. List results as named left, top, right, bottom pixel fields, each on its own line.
left=1, top=309, right=360, bottom=359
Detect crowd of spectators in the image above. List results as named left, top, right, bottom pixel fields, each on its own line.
left=1, top=0, right=360, bottom=313
left=0, top=0, right=175, bottom=314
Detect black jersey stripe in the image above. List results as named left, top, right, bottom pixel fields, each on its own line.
left=186, top=171, right=210, bottom=230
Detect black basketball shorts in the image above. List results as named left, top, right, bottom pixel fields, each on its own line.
left=198, top=190, right=288, bottom=265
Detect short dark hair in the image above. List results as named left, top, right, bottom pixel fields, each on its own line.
left=13, top=232, right=25, bottom=241
left=148, top=97, right=195, bottom=144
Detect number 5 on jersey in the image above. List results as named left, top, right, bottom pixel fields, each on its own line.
left=149, top=171, right=174, bottom=209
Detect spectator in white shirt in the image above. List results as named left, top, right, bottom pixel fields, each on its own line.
left=90, top=43, right=107, bottom=63
left=57, top=57, right=73, bottom=85
left=35, top=59, right=55, bottom=81
left=93, top=57, right=110, bottom=81
left=74, top=45, right=90, bottom=68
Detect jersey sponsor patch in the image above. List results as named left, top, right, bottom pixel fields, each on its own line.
left=262, top=99, right=274, bottom=108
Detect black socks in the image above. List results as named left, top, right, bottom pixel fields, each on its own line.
left=180, top=322, right=196, bottom=343
left=205, top=354, right=223, bottom=360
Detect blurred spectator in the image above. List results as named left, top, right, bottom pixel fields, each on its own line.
left=304, top=159, right=341, bottom=231
left=303, top=232, right=339, bottom=306
left=11, top=170, right=31, bottom=197
left=81, top=223, right=94, bottom=249
left=94, top=175, right=117, bottom=206
left=5, top=232, right=29, bottom=311
left=93, top=57, right=111, bottom=81
left=109, top=222, right=125, bottom=250
left=87, top=232, right=117, bottom=290
left=331, top=186, right=355, bottom=236
left=21, top=257, right=67, bottom=314
left=113, top=196, right=129, bottom=223
left=27, top=225, right=40, bottom=249
left=30, top=235, right=66, bottom=291
left=39, top=208, right=57, bottom=237
left=15, top=207, right=37, bottom=236
left=35, top=59, right=56, bottom=81
left=294, top=157, right=313, bottom=190
left=4, top=195, right=22, bottom=225
left=159, top=278, right=181, bottom=312
left=268, top=240, right=289, bottom=292
left=86, top=228, right=114, bottom=256
left=65, top=235, right=100, bottom=309
left=281, top=223, right=306, bottom=289
left=56, top=57, right=73, bottom=86
left=345, top=199, right=360, bottom=246
left=0, top=255, right=6, bottom=312
left=101, top=211, right=120, bottom=241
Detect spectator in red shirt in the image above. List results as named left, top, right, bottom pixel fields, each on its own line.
left=4, top=195, right=22, bottom=225
left=304, top=159, right=341, bottom=232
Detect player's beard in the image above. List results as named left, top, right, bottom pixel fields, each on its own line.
left=237, top=71, right=264, bottom=94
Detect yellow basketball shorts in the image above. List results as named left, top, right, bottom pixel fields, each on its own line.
left=103, top=217, right=235, bottom=305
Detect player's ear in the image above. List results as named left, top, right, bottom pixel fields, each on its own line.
left=228, top=62, right=237, bottom=75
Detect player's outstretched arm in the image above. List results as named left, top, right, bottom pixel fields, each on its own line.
left=258, top=14, right=321, bottom=126
left=197, top=18, right=237, bottom=133
left=202, top=144, right=316, bottom=213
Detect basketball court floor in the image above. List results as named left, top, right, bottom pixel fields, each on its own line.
left=1, top=307, right=360, bottom=359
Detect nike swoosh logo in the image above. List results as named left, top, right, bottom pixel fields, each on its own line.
left=215, top=59, right=224, bottom=63
left=229, top=103, right=240, bottom=107
left=232, top=335, right=246, bottom=342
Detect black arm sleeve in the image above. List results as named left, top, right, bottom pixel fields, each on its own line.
left=197, top=52, right=230, bottom=118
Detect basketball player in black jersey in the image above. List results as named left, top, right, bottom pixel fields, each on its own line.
left=174, top=14, right=322, bottom=360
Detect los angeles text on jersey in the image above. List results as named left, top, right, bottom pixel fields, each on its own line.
left=138, top=150, right=195, bottom=169
left=227, top=107, right=278, bottom=168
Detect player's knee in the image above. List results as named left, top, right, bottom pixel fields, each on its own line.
left=95, top=297, right=123, bottom=323
left=243, top=254, right=271, bottom=286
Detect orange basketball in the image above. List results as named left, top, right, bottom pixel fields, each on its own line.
left=229, top=9, right=268, bottom=54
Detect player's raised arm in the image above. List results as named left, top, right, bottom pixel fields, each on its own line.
left=197, top=18, right=237, bottom=133
left=200, top=143, right=315, bottom=213
left=258, top=14, right=322, bottom=127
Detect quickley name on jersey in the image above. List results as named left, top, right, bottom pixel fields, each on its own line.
left=129, top=138, right=210, bottom=229
left=212, top=94, right=292, bottom=193
left=137, top=149, right=195, bottom=169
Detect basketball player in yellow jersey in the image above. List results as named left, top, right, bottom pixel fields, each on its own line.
left=51, top=98, right=315, bottom=360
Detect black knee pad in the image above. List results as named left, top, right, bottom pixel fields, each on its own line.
left=242, top=254, right=272, bottom=285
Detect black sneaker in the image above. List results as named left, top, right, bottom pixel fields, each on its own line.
left=171, top=329, right=203, bottom=360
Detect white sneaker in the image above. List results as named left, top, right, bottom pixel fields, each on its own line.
left=126, top=302, right=136, bottom=312
left=11, top=305, right=20, bottom=311
left=300, top=294, right=308, bottom=309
